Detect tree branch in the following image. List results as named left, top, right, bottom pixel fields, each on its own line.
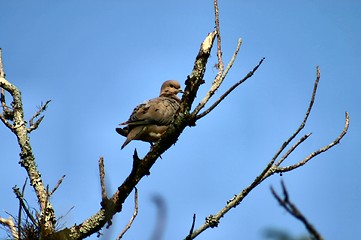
left=277, top=112, right=349, bottom=173
left=185, top=214, right=196, bottom=240
left=0, top=216, right=19, bottom=240
left=184, top=66, right=349, bottom=239
left=17, top=178, right=28, bottom=239
left=214, top=0, right=223, bottom=73
left=53, top=30, right=217, bottom=239
left=98, top=157, right=107, bottom=202
left=27, top=100, right=51, bottom=133
left=13, top=186, right=39, bottom=229
left=0, top=49, right=14, bottom=130
left=116, top=188, right=138, bottom=240
left=49, top=175, right=66, bottom=197
left=0, top=49, right=56, bottom=236
left=192, top=0, right=245, bottom=119
left=270, top=181, right=324, bottom=240
left=196, top=57, right=264, bottom=120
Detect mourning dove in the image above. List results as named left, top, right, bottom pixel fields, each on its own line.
left=116, top=80, right=183, bottom=149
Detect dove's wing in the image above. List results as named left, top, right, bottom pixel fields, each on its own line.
left=121, top=96, right=179, bottom=126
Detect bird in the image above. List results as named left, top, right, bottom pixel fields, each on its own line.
left=116, top=80, right=183, bottom=149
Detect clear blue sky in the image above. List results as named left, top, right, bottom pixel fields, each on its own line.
left=1, top=1, right=360, bottom=239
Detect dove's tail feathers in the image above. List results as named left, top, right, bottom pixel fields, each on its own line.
left=121, top=139, right=131, bottom=149
left=116, top=127, right=128, bottom=137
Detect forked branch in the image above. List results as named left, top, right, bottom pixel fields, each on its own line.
left=271, top=181, right=324, bottom=240
left=0, top=49, right=56, bottom=236
left=184, top=67, right=349, bottom=240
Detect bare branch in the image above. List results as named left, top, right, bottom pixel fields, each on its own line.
left=196, top=57, right=264, bottom=120
left=116, top=188, right=138, bottom=240
left=275, top=133, right=312, bottom=167
left=273, top=66, right=320, bottom=163
left=214, top=0, right=224, bottom=73
left=99, top=157, right=107, bottom=201
left=0, top=216, right=19, bottom=240
left=0, top=48, right=5, bottom=78
left=13, top=186, right=39, bottom=228
left=271, top=181, right=324, bottom=240
left=0, top=49, right=14, bottom=130
left=277, top=112, right=349, bottom=173
left=222, top=37, right=242, bottom=80
left=259, top=66, right=321, bottom=178
left=48, top=175, right=66, bottom=197
left=192, top=38, right=243, bottom=118
left=185, top=65, right=349, bottom=239
left=27, top=100, right=51, bottom=133
left=17, top=178, right=28, bottom=239
left=185, top=214, right=196, bottom=240
left=190, top=0, right=225, bottom=118
left=0, top=51, right=56, bottom=234
left=53, top=30, right=217, bottom=239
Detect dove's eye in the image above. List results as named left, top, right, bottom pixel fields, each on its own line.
left=169, top=84, right=174, bottom=88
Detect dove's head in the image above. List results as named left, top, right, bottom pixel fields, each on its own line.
left=160, top=80, right=183, bottom=97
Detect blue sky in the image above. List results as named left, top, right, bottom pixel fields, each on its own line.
left=0, top=1, right=360, bottom=239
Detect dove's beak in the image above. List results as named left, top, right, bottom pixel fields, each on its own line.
left=178, top=89, right=184, bottom=94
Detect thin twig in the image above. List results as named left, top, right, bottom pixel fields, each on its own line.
left=49, top=175, right=66, bottom=196
left=277, top=112, right=349, bottom=173
left=13, top=186, right=38, bottom=228
left=273, top=67, right=320, bottom=161
left=270, top=181, right=324, bottom=240
left=184, top=67, right=349, bottom=239
left=214, top=0, right=224, bottom=73
left=17, top=178, right=28, bottom=239
left=275, top=133, right=312, bottom=167
left=27, top=100, right=51, bottom=133
left=192, top=38, right=243, bottom=118
left=222, top=37, right=242, bottom=79
left=98, top=157, right=107, bottom=201
left=117, top=188, right=138, bottom=240
left=259, top=66, right=321, bottom=178
left=0, top=48, right=5, bottom=78
left=1, top=51, right=56, bottom=231
left=196, top=57, right=264, bottom=120
left=185, top=214, right=196, bottom=240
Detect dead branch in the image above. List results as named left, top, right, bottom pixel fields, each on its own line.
left=116, top=188, right=138, bottom=240
left=0, top=49, right=56, bottom=235
left=214, top=0, right=224, bottom=72
left=0, top=216, right=18, bottom=240
left=17, top=178, right=28, bottom=239
left=98, top=157, right=107, bottom=202
left=184, top=66, right=349, bottom=239
left=196, top=57, right=264, bottom=120
left=27, top=100, right=51, bottom=133
left=277, top=111, right=349, bottom=173
left=13, top=186, right=38, bottom=228
left=272, top=66, right=321, bottom=168
left=48, top=175, right=66, bottom=197
left=0, top=49, right=13, bottom=130
left=271, top=181, right=324, bottom=240
left=185, top=214, right=197, bottom=240
left=52, top=30, right=217, bottom=239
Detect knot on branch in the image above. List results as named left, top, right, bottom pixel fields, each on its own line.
left=205, top=215, right=219, bottom=228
